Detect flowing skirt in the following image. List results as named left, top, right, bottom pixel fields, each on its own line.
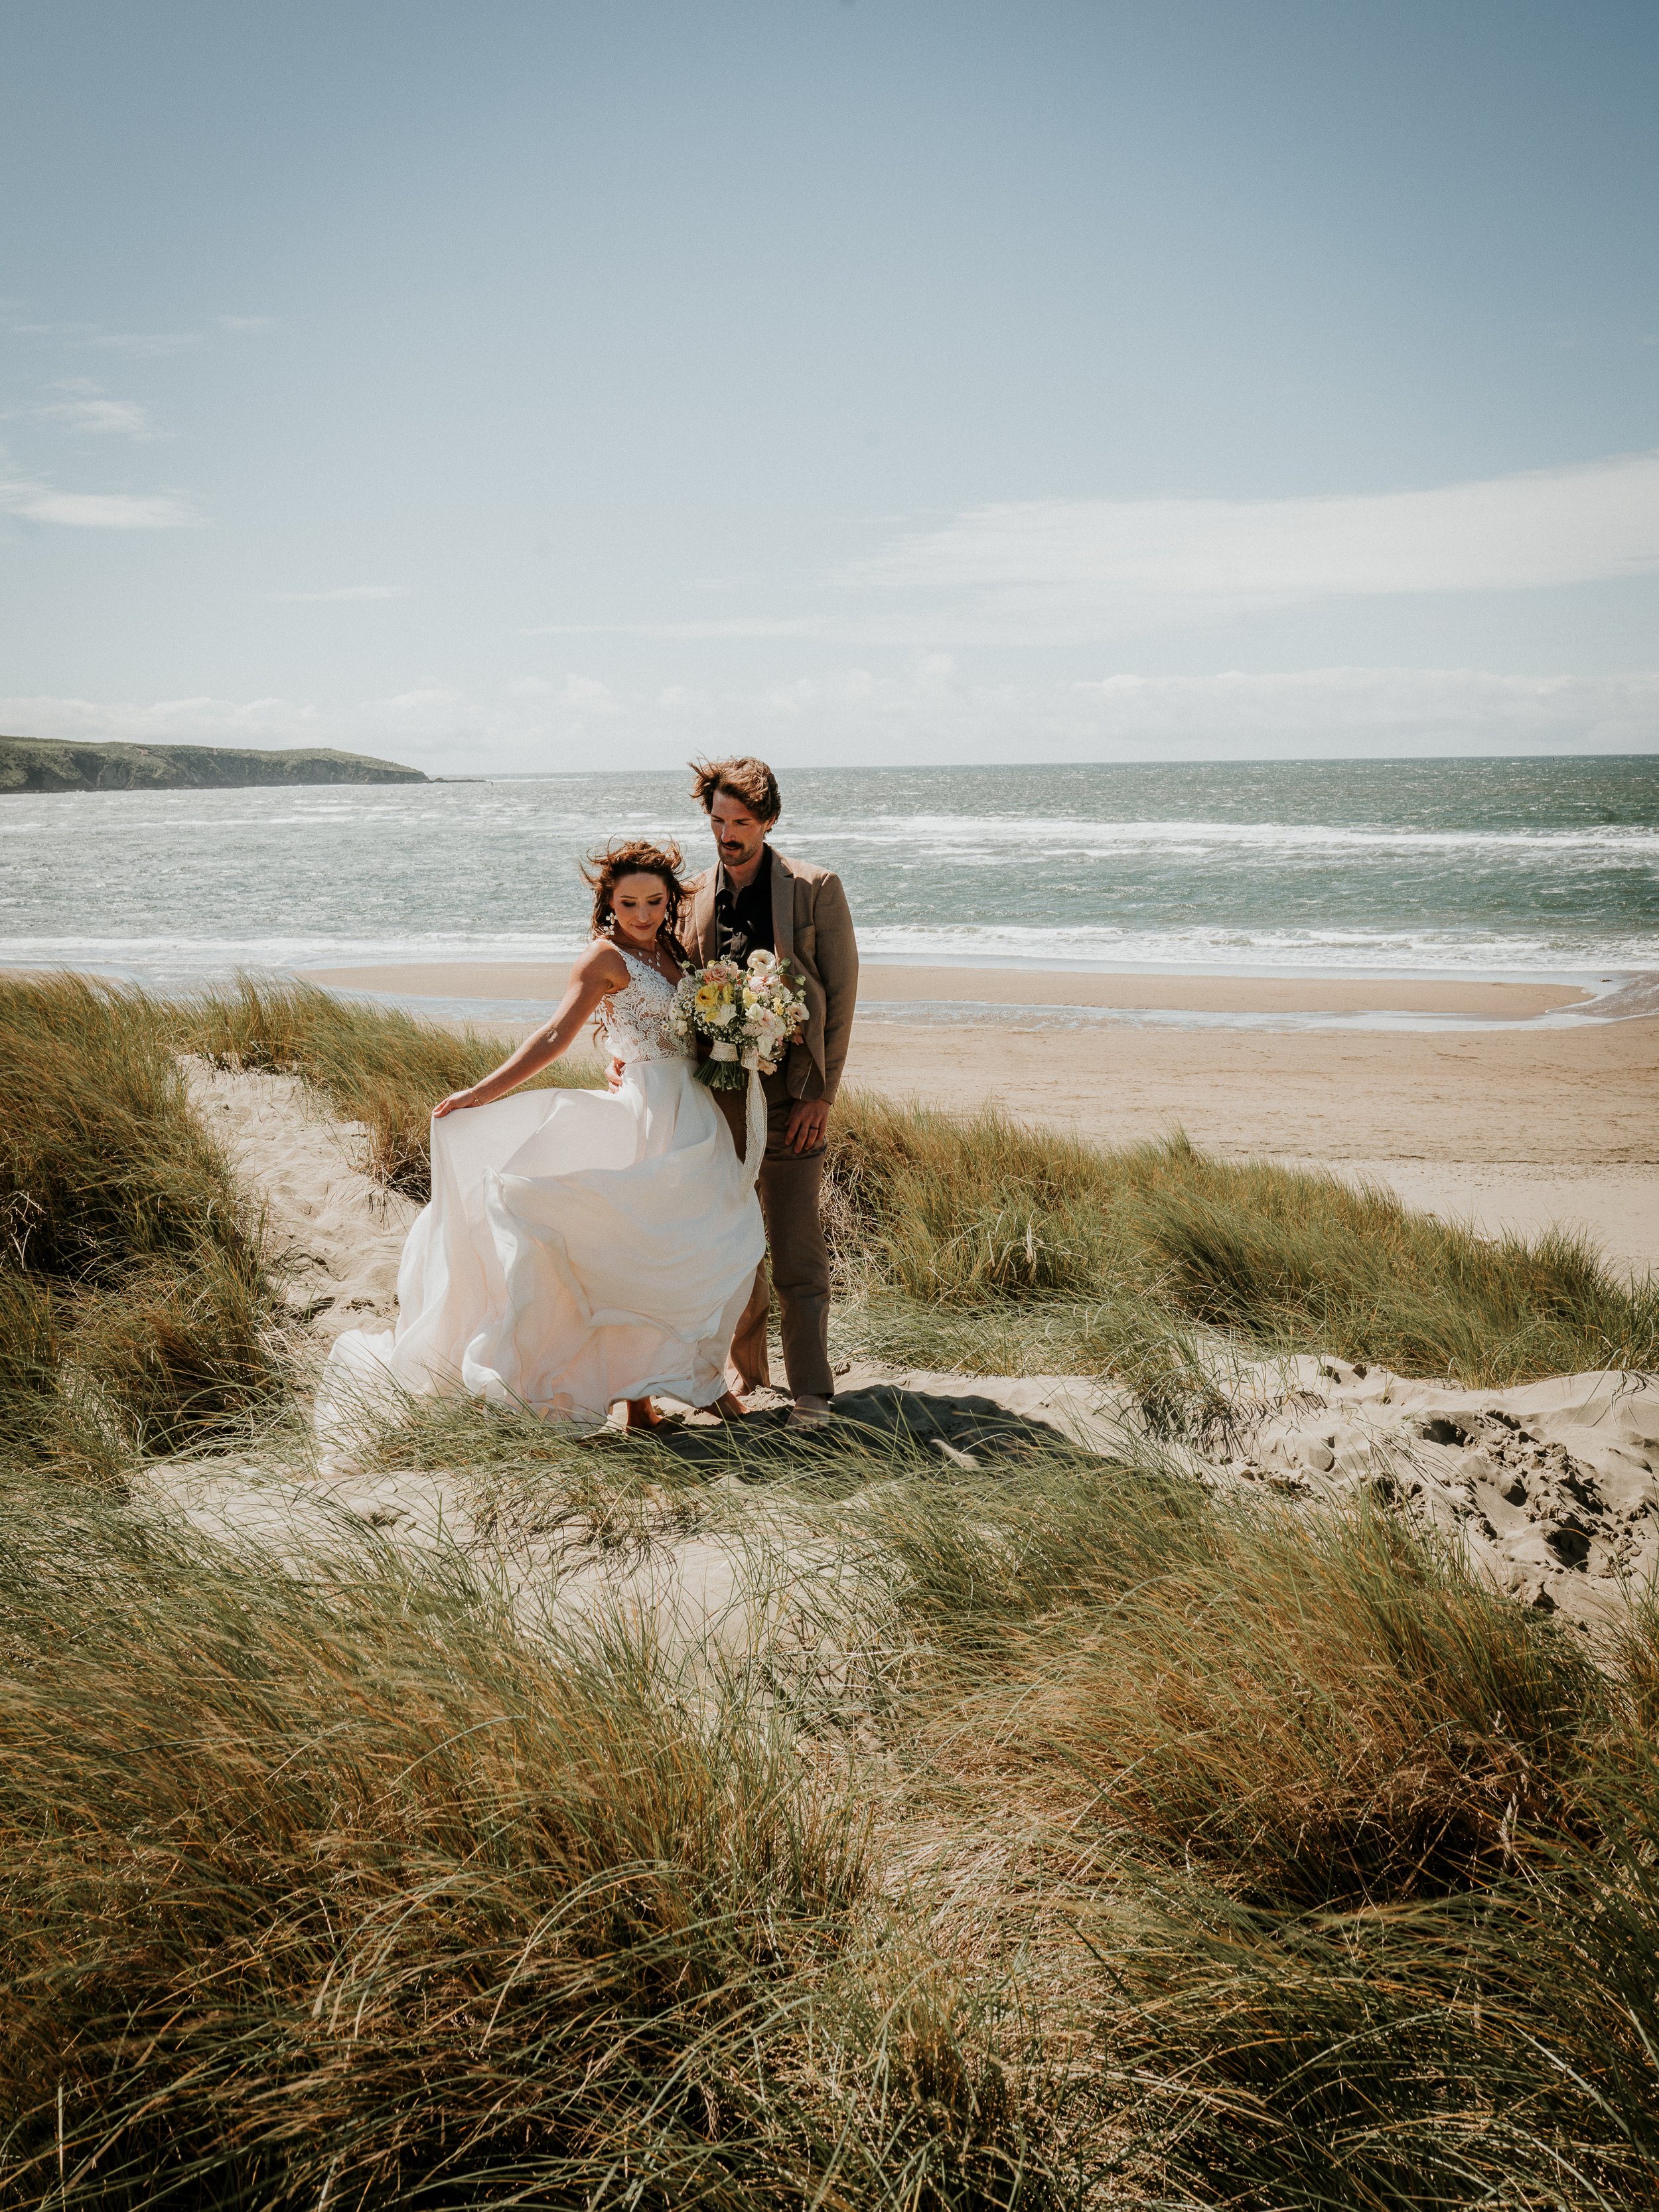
left=321, top=1059, right=767, bottom=1430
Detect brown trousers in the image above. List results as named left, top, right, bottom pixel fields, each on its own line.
left=715, top=1073, right=833, bottom=1400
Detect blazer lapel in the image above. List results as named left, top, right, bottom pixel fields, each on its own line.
left=768, top=846, right=795, bottom=966
left=686, top=870, right=718, bottom=963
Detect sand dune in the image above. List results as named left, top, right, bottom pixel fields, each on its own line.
left=152, top=1063, right=1659, bottom=1637
left=184, top=1059, right=418, bottom=1335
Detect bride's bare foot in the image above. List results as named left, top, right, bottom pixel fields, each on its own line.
left=621, top=1397, right=664, bottom=1430
left=711, top=1390, right=748, bottom=1420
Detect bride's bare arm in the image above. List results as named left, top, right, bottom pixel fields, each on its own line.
left=433, top=943, right=628, bottom=1116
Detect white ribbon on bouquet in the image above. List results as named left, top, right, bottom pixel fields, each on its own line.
left=707, top=1040, right=769, bottom=1189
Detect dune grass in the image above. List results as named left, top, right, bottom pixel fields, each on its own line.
left=5, top=972, right=1659, bottom=2203
left=4, top=1434, right=1659, bottom=2206
left=175, top=974, right=599, bottom=1194
left=849, top=1447, right=1659, bottom=2202
left=904, top=1481, right=1601, bottom=1903
left=0, top=974, right=279, bottom=1477
left=824, top=1093, right=1658, bottom=1390
left=0, top=972, right=600, bottom=1469
left=0, top=1475, right=1056, bottom=2209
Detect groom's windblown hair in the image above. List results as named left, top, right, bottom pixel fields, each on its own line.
left=689, top=755, right=780, bottom=824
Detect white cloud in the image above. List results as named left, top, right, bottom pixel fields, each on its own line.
left=89, top=329, right=202, bottom=358
left=560, top=675, right=621, bottom=715
left=3, top=665, right=1653, bottom=772
left=691, top=662, right=1659, bottom=761
left=269, top=585, right=406, bottom=603
left=9, top=309, right=273, bottom=356
left=520, top=619, right=821, bottom=640
left=0, top=686, right=481, bottom=755
left=513, top=454, right=1659, bottom=650
left=36, top=391, right=162, bottom=440
left=0, top=694, right=325, bottom=745
left=7, top=321, right=202, bottom=357
left=0, top=471, right=200, bottom=528
left=838, top=453, right=1659, bottom=640
left=1066, top=666, right=1659, bottom=745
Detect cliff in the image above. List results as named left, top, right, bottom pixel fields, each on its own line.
left=0, top=735, right=428, bottom=794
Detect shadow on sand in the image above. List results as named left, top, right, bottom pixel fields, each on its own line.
left=636, top=1380, right=1101, bottom=1475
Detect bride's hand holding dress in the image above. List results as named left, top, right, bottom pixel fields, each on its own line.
left=430, top=934, right=621, bottom=1122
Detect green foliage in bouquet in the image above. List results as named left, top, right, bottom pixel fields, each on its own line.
left=673, top=948, right=809, bottom=1092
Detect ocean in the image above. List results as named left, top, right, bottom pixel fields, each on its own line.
left=2, top=755, right=1654, bottom=995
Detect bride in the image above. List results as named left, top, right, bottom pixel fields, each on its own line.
left=323, top=840, right=765, bottom=1432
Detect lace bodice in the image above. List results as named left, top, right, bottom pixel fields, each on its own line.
left=601, top=948, right=690, bottom=1065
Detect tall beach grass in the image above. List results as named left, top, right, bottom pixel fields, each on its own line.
left=176, top=974, right=599, bottom=1194
left=0, top=1477, right=1059, bottom=2209
left=823, top=1092, right=1658, bottom=1390
left=5, top=971, right=1659, bottom=2203
left=5, top=1445, right=1659, bottom=2205
left=0, top=974, right=279, bottom=1477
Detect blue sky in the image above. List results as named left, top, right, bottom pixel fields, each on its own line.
left=2, top=0, right=1656, bottom=771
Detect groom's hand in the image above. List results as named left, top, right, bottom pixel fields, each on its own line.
left=784, top=1099, right=829, bottom=1153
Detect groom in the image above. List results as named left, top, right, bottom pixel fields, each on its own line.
left=682, top=756, right=858, bottom=1422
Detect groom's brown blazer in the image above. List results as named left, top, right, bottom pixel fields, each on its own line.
left=681, top=848, right=859, bottom=1102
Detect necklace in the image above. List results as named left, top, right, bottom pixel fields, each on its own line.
left=623, top=929, right=676, bottom=983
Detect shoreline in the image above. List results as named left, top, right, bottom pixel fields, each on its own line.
left=300, top=959, right=1597, bottom=1023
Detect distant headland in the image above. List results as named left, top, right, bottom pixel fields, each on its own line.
left=0, top=735, right=428, bottom=794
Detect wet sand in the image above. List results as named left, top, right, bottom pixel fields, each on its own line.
left=305, top=959, right=1591, bottom=1023
left=303, top=960, right=1659, bottom=1278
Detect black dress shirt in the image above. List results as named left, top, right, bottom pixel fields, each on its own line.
left=713, top=845, right=774, bottom=964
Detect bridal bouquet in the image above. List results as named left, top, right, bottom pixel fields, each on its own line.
left=671, top=948, right=808, bottom=1090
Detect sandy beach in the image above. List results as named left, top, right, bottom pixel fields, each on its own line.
left=305, top=960, right=1659, bottom=1280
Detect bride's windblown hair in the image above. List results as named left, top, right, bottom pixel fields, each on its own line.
left=583, top=838, right=689, bottom=950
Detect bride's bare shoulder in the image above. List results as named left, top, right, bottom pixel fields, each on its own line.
left=569, top=939, right=630, bottom=994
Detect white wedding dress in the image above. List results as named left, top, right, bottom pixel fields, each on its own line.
left=321, top=950, right=767, bottom=1430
